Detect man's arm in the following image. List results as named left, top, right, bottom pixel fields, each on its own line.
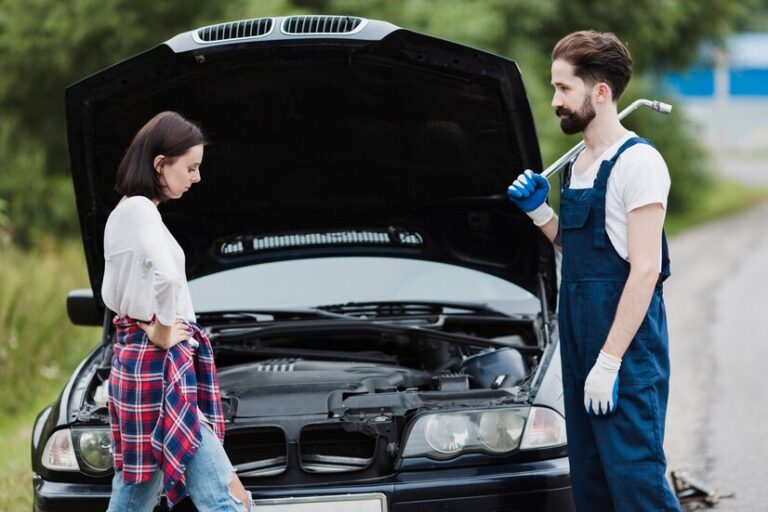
left=538, top=214, right=560, bottom=248
left=601, top=202, right=665, bottom=358
left=583, top=202, right=665, bottom=414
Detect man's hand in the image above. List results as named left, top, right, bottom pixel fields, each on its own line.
left=507, top=170, right=554, bottom=226
left=584, top=351, right=621, bottom=415
left=137, top=318, right=190, bottom=350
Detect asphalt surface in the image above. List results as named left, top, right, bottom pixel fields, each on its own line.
left=664, top=155, right=768, bottom=511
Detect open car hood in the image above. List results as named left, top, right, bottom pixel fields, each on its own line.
left=65, top=16, right=557, bottom=313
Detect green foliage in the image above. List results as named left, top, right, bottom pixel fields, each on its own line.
left=0, top=117, right=77, bottom=245
left=0, top=0, right=225, bottom=175
left=0, top=198, right=11, bottom=248
left=0, top=406, right=40, bottom=510
left=0, top=0, right=758, bottom=246
left=0, top=241, right=98, bottom=511
left=665, top=180, right=768, bottom=235
left=0, top=0, right=229, bottom=246
left=532, top=0, right=757, bottom=71
left=736, top=0, right=768, bottom=32
left=0, top=241, right=100, bottom=417
left=312, top=0, right=756, bottom=71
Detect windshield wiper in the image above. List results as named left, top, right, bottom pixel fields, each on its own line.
left=199, top=300, right=518, bottom=326
left=208, top=317, right=534, bottom=351
left=198, top=309, right=355, bottom=323
left=315, top=300, right=513, bottom=319
left=199, top=301, right=532, bottom=343
left=197, top=309, right=361, bottom=338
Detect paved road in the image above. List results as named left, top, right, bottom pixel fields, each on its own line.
left=664, top=155, right=768, bottom=511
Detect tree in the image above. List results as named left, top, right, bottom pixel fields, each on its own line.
left=0, top=0, right=759, bottom=244
left=0, top=0, right=227, bottom=244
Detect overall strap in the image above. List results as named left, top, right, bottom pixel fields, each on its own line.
left=554, top=159, right=576, bottom=247
left=592, top=136, right=654, bottom=248
left=659, top=227, right=671, bottom=283
left=561, top=158, right=575, bottom=192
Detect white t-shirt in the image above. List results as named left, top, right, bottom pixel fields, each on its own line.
left=568, top=132, right=670, bottom=269
left=101, top=196, right=196, bottom=325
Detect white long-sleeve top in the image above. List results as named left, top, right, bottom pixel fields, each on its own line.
left=101, top=196, right=196, bottom=325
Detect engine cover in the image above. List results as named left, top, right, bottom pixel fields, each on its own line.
left=218, top=359, right=432, bottom=417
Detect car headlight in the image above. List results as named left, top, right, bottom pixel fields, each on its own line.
left=76, top=429, right=113, bottom=472
left=424, top=414, right=470, bottom=455
left=402, top=408, right=528, bottom=460
left=41, top=428, right=113, bottom=473
left=519, top=406, right=567, bottom=450
left=477, top=410, right=526, bottom=453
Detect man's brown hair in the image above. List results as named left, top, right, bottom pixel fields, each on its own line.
left=552, top=30, right=632, bottom=102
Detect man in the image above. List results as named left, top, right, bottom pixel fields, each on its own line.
left=507, top=31, right=680, bottom=510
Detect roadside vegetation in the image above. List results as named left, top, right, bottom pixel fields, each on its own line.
left=665, top=180, right=768, bottom=235
left=0, top=240, right=100, bottom=510
left=2, top=0, right=767, bottom=509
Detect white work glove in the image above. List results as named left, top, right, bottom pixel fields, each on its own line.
left=584, top=351, right=621, bottom=415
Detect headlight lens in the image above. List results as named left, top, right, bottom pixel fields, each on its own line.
left=424, top=414, right=470, bottom=455
left=402, top=408, right=528, bottom=459
left=477, top=410, right=526, bottom=453
left=41, top=428, right=113, bottom=473
left=41, top=430, right=78, bottom=471
left=519, top=406, right=567, bottom=450
left=77, top=429, right=113, bottom=472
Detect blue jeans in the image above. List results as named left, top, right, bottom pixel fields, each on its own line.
left=107, top=423, right=251, bottom=511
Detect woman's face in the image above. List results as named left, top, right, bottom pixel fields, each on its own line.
left=156, top=144, right=204, bottom=200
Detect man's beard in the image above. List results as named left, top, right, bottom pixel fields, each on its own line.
left=556, top=95, right=596, bottom=135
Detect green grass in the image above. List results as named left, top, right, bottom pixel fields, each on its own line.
left=0, top=239, right=100, bottom=511
left=665, top=180, right=768, bottom=236
left=0, top=405, right=49, bottom=511
left=0, top=180, right=766, bottom=510
left=0, top=240, right=100, bottom=416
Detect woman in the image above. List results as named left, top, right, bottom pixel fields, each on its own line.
left=103, top=111, right=252, bottom=511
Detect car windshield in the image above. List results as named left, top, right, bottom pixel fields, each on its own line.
left=189, top=256, right=537, bottom=313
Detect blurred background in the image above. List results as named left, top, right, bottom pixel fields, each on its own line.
left=2, top=0, right=767, bottom=509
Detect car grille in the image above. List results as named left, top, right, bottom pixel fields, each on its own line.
left=225, top=423, right=378, bottom=477
left=197, top=18, right=273, bottom=42
left=282, top=15, right=364, bottom=34
left=225, top=427, right=287, bottom=477
left=300, top=424, right=377, bottom=473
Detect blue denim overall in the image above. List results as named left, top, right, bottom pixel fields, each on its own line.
left=557, top=137, right=680, bottom=511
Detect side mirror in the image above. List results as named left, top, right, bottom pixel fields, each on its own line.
left=67, top=289, right=102, bottom=326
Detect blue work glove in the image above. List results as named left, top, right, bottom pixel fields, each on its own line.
left=584, top=351, right=621, bottom=415
left=507, top=169, right=550, bottom=212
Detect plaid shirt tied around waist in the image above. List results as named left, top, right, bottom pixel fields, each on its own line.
left=108, top=316, right=225, bottom=508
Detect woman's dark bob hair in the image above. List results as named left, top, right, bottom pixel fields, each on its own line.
left=114, top=111, right=206, bottom=200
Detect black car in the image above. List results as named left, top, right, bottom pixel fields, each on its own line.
left=32, top=15, right=573, bottom=511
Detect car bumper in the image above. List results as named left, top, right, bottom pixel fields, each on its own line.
left=34, top=457, right=573, bottom=512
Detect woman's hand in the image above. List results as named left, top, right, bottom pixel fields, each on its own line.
left=137, top=318, right=190, bottom=350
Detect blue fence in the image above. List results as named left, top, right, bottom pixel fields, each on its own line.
left=665, top=33, right=768, bottom=98
left=665, top=68, right=768, bottom=97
